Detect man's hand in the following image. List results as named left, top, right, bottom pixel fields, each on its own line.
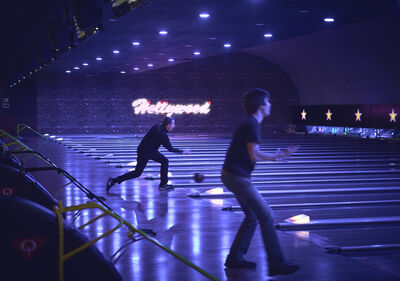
left=282, top=145, right=300, bottom=156
left=183, top=149, right=191, bottom=155
left=275, top=145, right=300, bottom=160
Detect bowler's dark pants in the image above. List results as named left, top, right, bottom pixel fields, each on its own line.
left=114, top=151, right=169, bottom=185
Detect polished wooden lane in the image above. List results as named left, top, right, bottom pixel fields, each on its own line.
left=17, top=133, right=400, bottom=281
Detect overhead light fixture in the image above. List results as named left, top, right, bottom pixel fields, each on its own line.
left=193, top=51, right=200, bottom=56
left=209, top=37, right=216, bottom=40
left=199, top=13, right=210, bottom=18
left=74, top=66, right=80, bottom=70
left=324, top=18, right=334, bottom=22
left=132, top=41, right=140, bottom=46
left=159, top=30, right=168, bottom=35
left=168, top=58, right=175, bottom=62
left=224, top=43, right=231, bottom=48
left=120, top=71, right=126, bottom=74
left=255, top=23, right=264, bottom=26
left=65, top=70, right=71, bottom=73
left=113, top=50, right=120, bottom=54
left=82, top=63, right=89, bottom=66
left=133, top=67, right=140, bottom=70
left=264, top=33, right=273, bottom=38
left=96, top=57, right=103, bottom=61
left=147, top=63, right=154, bottom=67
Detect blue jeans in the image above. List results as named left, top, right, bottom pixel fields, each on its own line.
left=221, top=172, right=285, bottom=266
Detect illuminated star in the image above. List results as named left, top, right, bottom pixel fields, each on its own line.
left=355, top=108, right=362, bottom=121
left=326, top=109, right=332, bottom=121
left=389, top=108, right=397, bottom=122
left=300, top=109, right=307, bottom=120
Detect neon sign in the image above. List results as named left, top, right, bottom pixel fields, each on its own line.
left=132, top=98, right=211, bottom=117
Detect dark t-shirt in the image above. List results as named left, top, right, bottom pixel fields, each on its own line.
left=138, top=123, right=182, bottom=156
left=223, top=116, right=260, bottom=177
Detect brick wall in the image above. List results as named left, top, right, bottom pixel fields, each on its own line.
left=37, top=52, right=299, bottom=135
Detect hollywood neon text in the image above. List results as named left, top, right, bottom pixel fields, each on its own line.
left=132, top=98, right=211, bottom=116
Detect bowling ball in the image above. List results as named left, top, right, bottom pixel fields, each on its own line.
left=194, top=172, right=204, bottom=183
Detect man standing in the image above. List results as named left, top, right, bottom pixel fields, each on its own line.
left=222, top=88, right=300, bottom=276
left=106, top=117, right=189, bottom=191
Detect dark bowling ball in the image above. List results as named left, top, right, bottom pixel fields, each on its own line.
left=194, top=172, right=205, bottom=183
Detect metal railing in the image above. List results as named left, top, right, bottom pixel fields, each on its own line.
left=53, top=201, right=219, bottom=281
left=17, top=123, right=49, bottom=139
left=2, top=127, right=220, bottom=280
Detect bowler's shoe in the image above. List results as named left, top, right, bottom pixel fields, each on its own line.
left=269, top=263, right=299, bottom=276
left=158, top=184, right=174, bottom=190
left=224, top=257, right=257, bottom=269
left=106, top=177, right=116, bottom=192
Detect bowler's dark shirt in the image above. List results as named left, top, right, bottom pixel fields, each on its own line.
left=223, top=116, right=260, bottom=177
left=138, top=124, right=182, bottom=156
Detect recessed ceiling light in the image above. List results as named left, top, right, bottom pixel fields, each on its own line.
left=209, top=37, right=217, bottom=40
left=74, top=66, right=80, bottom=70
left=264, top=33, right=273, bottom=38
left=65, top=70, right=71, bottom=73
left=199, top=13, right=210, bottom=18
left=82, top=63, right=89, bottom=66
left=132, top=41, right=140, bottom=46
left=224, top=43, right=231, bottom=48
left=168, top=58, right=175, bottom=62
left=120, top=71, right=126, bottom=74
left=159, top=30, right=168, bottom=35
left=324, top=18, right=334, bottom=22
left=96, top=57, right=102, bottom=61
left=133, top=67, right=139, bottom=70
left=147, top=63, right=154, bottom=67
left=194, top=51, right=201, bottom=55
left=113, top=50, right=120, bottom=54
left=185, top=44, right=192, bottom=47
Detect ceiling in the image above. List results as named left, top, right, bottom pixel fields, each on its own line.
left=2, top=0, right=399, bottom=87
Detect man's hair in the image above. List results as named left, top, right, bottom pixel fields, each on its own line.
left=162, top=117, right=175, bottom=126
left=243, top=88, right=270, bottom=115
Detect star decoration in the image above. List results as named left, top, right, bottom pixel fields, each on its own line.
left=355, top=109, right=362, bottom=121
left=326, top=109, right=332, bottom=121
left=389, top=108, right=397, bottom=122
left=300, top=109, right=307, bottom=120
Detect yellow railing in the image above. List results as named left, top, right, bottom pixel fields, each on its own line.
left=17, top=123, right=49, bottom=139
left=0, top=128, right=106, bottom=202
left=2, top=128, right=219, bottom=280
left=1, top=128, right=32, bottom=153
left=53, top=201, right=220, bottom=281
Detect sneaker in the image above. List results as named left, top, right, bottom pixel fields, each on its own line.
left=158, top=184, right=174, bottom=190
left=269, top=263, right=299, bottom=276
left=106, top=177, right=115, bottom=192
left=224, top=257, right=257, bottom=269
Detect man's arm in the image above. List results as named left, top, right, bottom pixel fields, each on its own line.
left=247, top=143, right=299, bottom=162
left=161, top=134, right=183, bottom=153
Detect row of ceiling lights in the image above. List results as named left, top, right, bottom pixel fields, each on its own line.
left=63, top=14, right=335, bottom=75
left=10, top=13, right=335, bottom=85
